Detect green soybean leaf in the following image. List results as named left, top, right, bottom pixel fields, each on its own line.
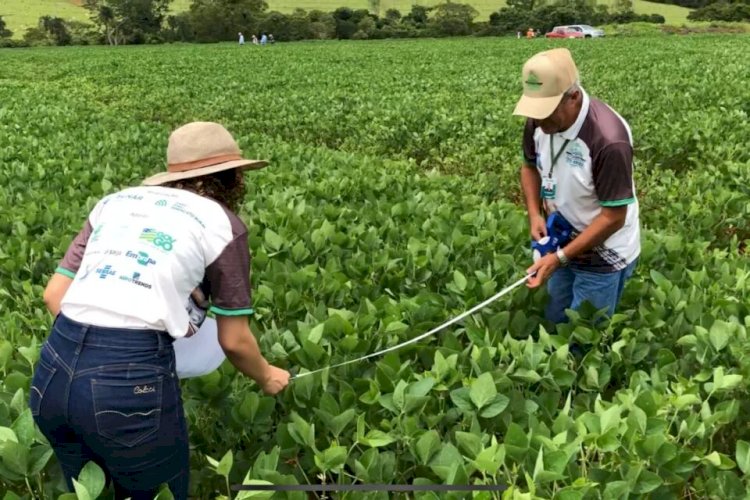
left=469, top=372, right=497, bottom=410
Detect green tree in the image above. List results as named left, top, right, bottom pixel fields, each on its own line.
left=0, top=16, right=13, bottom=38
left=506, top=0, right=546, bottom=10
left=430, top=3, right=479, bottom=36
left=41, top=16, right=73, bottom=45
left=613, top=0, right=635, bottom=13
left=188, top=0, right=268, bottom=42
left=83, top=0, right=171, bottom=44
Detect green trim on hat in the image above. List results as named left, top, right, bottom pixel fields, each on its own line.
left=55, top=267, right=76, bottom=279
left=525, top=72, right=542, bottom=90
left=209, top=306, right=255, bottom=316
left=600, top=197, right=635, bottom=207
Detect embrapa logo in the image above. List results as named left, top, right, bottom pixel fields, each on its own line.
left=139, top=228, right=175, bottom=251
left=125, top=250, right=157, bottom=266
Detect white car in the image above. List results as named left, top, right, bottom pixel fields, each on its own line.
left=567, top=24, right=605, bottom=38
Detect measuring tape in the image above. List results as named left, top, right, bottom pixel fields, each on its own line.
left=290, top=273, right=532, bottom=381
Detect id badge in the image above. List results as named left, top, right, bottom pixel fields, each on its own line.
left=541, top=177, right=556, bottom=199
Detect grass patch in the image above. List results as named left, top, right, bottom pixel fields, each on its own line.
left=0, top=0, right=89, bottom=36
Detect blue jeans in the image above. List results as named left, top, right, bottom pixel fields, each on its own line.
left=545, top=259, right=638, bottom=324
left=29, top=313, right=189, bottom=499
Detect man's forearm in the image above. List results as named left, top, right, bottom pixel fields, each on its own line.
left=520, top=165, right=543, bottom=218
left=562, top=208, right=626, bottom=260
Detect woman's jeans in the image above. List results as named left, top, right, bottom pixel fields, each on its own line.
left=29, top=313, right=189, bottom=499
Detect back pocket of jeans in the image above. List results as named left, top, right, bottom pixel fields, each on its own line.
left=29, top=356, right=57, bottom=417
left=92, top=376, right=163, bottom=447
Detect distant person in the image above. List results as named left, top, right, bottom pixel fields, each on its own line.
left=260, top=33, right=268, bottom=46
left=238, top=32, right=244, bottom=45
left=269, top=33, right=275, bottom=44
left=252, top=34, right=258, bottom=45
left=526, top=27, right=535, bottom=39
left=517, top=31, right=521, bottom=39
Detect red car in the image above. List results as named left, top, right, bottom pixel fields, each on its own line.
left=545, top=26, right=585, bottom=39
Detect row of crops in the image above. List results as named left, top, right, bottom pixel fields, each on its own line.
left=1, top=35, right=749, bottom=498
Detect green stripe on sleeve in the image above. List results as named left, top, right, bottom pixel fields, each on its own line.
left=55, top=267, right=76, bottom=279
left=600, top=198, right=635, bottom=207
left=209, top=306, right=255, bottom=316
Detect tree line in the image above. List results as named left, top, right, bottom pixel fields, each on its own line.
left=0, top=0, right=739, bottom=48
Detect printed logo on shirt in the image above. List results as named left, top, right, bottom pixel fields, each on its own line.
left=139, top=228, right=175, bottom=252
left=125, top=250, right=156, bottom=267
left=119, top=271, right=152, bottom=289
left=116, top=193, right=144, bottom=201
left=90, top=224, right=104, bottom=243
left=104, top=249, right=122, bottom=256
left=134, top=385, right=156, bottom=394
left=95, top=265, right=116, bottom=280
left=565, top=146, right=586, bottom=168
left=146, top=190, right=178, bottom=199
left=130, top=212, right=148, bottom=218
left=171, top=202, right=206, bottom=228
left=155, top=200, right=168, bottom=207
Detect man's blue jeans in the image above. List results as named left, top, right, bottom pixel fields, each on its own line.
left=29, top=313, right=189, bottom=499
left=545, top=259, right=638, bottom=325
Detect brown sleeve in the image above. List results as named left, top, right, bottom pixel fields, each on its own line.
left=522, top=119, right=537, bottom=167
left=205, top=231, right=253, bottom=316
left=56, top=220, right=94, bottom=277
left=593, top=141, right=635, bottom=206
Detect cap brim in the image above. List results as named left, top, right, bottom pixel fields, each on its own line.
left=142, top=159, right=268, bottom=186
left=513, top=93, right=564, bottom=120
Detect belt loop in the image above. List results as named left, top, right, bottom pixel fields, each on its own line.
left=75, top=324, right=90, bottom=355
left=158, top=330, right=167, bottom=355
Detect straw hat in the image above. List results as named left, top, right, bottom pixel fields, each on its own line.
left=142, top=122, right=267, bottom=186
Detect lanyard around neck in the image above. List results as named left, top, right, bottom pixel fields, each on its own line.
left=548, top=135, right=571, bottom=178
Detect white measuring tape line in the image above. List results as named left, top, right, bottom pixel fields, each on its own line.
left=290, top=273, right=532, bottom=380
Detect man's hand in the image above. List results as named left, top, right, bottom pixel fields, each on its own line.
left=261, top=365, right=290, bottom=395
left=526, top=252, right=560, bottom=288
left=529, top=214, right=547, bottom=241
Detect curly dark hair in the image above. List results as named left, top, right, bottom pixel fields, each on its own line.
left=162, top=168, right=246, bottom=212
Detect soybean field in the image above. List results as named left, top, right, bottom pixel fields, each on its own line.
left=1, top=35, right=750, bottom=498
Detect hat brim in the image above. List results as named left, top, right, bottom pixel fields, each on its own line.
left=513, top=93, right=565, bottom=120
left=142, top=159, right=268, bottom=186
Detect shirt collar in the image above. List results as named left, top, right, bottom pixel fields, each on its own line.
left=558, top=87, right=589, bottom=141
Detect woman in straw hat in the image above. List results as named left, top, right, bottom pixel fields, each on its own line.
left=30, top=122, right=290, bottom=499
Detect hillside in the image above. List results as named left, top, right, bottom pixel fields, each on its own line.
left=1, top=0, right=693, bottom=38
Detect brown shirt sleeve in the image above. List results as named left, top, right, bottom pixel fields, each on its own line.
left=592, top=141, right=635, bottom=206
left=522, top=119, right=537, bottom=167
left=205, top=230, right=253, bottom=315
left=57, top=220, right=94, bottom=277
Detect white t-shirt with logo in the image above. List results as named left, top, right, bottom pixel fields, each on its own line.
left=522, top=88, right=641, bottom=272
left=56, top=186, right=253, bottom=338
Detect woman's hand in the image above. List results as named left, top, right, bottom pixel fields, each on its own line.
left=261, top=365, right=290, bottom=395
